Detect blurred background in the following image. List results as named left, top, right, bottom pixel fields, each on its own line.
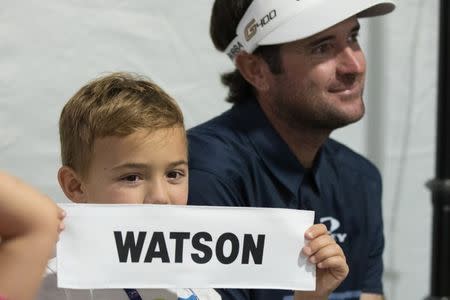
left=0, top=1, right=438, bottom=299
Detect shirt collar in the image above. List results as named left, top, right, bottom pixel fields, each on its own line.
left=232, top=100, right=328, bottom=196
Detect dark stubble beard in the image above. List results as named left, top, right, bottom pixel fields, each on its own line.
left=270, top=81, right=366, bottom=132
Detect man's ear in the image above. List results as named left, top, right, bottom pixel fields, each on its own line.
left=58, top=166, right=87, bottom=203
left=235, top=52, right=272, bottom=92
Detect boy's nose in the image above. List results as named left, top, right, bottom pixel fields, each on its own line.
left=144, top=180, right=170, bottom=205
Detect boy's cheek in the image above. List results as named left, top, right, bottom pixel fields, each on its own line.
left=169, top=185, right=188, bottom=205
left=88, top=186, right=146, bottom=204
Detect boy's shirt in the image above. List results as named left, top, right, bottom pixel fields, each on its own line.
left=36, top=258, right=221, bottom=300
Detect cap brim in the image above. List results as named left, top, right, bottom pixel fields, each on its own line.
left=259, top=0, right=395, bottom=46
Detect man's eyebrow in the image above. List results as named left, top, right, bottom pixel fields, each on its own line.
left=308, top=35, right=335, bottom=48
left=308, top=23, right=361, bottom=47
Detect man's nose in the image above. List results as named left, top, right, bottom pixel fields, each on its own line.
left=336, top=46, right=365, bottom=75
left=144, top=179, right=170, bottom=204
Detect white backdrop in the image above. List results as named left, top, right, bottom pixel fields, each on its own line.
left=0, top=1, right=438, bottom=299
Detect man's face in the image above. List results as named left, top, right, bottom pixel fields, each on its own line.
left=80, top=127, right=188, bottom=205
left=265, top=17, right=366, bottom=130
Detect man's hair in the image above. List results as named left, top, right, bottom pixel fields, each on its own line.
left=210, top=0, right=283, bottom=104
left=59, top=72, right=184, bottom=178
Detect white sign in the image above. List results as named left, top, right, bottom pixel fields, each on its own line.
left=57, top=204, right=315, bottom=290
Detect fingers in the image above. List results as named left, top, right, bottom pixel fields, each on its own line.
left=57, top=208, right=66, bottom=233
left=316, top=255, right=347, bottom=273
left=58, top=208, right=66, bottom=219
left=301, top=225, right=349, bottom=295
left=58, top=222, right=65, bottom=233
left=303, top=223, right=334, bottom=257
left=304, top=223, right=328, bottom=240
left=302, top=233, right=338, bottom=258
left=302, top=223, right=346, bottom=266
left=308, top=241, right=344, bottom=265
left=317, top=255, right=349, bottom=280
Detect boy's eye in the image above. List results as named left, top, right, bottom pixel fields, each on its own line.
left=166, top=170, right=185, bottom=181
left=121, top=174, right=142, bottom=182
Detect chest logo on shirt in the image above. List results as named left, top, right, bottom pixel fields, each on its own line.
left=320, top=217, right=348, bottom=243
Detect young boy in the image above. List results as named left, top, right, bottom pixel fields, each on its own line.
left=37, top=72, right=347, bottom=300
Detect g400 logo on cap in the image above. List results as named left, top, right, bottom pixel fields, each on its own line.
left=244, top=9, right=277, bottom=41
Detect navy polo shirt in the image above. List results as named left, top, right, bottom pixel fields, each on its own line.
left=188, top=99, right=384, bottom=300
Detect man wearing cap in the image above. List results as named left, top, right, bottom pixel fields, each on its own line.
left=188, top=0, right=395, bottom=300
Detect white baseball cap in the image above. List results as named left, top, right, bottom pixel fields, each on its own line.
left=225, top=0, right=395, bottom=61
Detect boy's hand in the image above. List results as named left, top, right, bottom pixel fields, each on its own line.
left=295, top=224, right=349, bottom=300
left=57, top=207, right=66, bottom=234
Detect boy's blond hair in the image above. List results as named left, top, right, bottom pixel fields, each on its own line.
left=59, top=72, right=184, bottom=178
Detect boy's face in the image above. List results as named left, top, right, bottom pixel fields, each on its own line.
left=75, top=127, right=188, bottom=205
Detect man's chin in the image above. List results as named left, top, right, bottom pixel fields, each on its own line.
left=316, top=109, right=365, bottom=130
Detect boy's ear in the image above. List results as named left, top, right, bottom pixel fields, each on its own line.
left=58, top=166, right=87, bottom=203
left=235, top=52, right=271, bottom=92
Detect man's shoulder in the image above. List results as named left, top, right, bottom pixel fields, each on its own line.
left=188, top=112, right=254, bottom=173
left=324, top=139, right=381, bottom=182
left=188, top=127, right=248, bottom=158
left=188, top=108, right=245, bottom=147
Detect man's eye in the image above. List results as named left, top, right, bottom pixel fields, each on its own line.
left=349, top=32, right=360, bottom=43
left=312, top=43, right=331, bottom=54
